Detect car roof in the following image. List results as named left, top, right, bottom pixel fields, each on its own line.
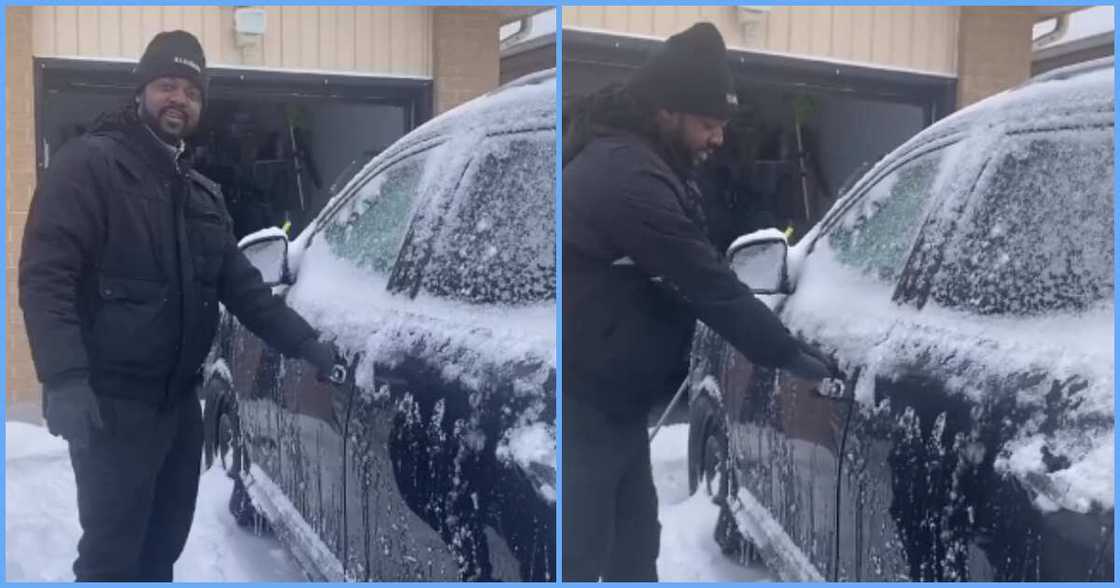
left=399, top=70, right=555, bottom=148
left=922, top=57, right=1113, bottom=141
left=1026, top=56, right=1114, bottom=85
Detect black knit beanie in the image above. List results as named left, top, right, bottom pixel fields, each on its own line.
left=135, top=30, right=208, bottom=100
left=627, top=22, right=737, bottom=120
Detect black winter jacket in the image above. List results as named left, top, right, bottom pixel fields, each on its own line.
left=562, top=130, right=800, bottom=422
left=20, top=120, right=316, bottom=406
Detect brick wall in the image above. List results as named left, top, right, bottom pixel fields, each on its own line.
left=956, top=7, right=1036, bottom=108
left=433, top=8, right=500, bottom=114
left=7, top=6, right=40, bottom=418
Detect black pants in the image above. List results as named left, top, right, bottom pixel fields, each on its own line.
left=68, top=393, right=203, bottom=581
left=562, top=394, right=660, bottom=581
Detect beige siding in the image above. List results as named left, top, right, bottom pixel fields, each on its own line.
left=564, top=5, right=960, bottom=75
left=29, top=5, right=433, bottom=77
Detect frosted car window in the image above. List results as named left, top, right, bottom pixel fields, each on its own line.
left=827, top=150, right=942, bottom=282
left=927, top=129, right=1113, bottom=315
left=419, top=131, right=555, bottom=304
left=322, top=151, right=430, bottom=276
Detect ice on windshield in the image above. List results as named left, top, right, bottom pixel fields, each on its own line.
left=323, top=148, right=439, bottom=276
left=828, top=149, right=947, bottom=282
left=926, top=128, right=1114, bottom=316
left=418, top=131, right=555, bottom=305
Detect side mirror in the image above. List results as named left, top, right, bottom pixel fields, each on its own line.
left=240, top=233, right=290, bottom=286
left=727, top=230, right=790, bottom=295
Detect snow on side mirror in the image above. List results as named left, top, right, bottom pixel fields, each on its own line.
left=727, top=229, right=791, bottom=295
left=239, top=229, right=291, bottom=286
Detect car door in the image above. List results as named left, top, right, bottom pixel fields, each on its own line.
left=394, top=128, right=557, bottom=581
left=227, top=265, right=355, bottom=569
left=326, top=127, right=556, bottom=581
left=792, top=141, right=973, bottom=581
left=711, top=138, right=962, bottom=579
left=285, top=139, right=465, bottom=580
left=844, top=124, right=1115, bottom=580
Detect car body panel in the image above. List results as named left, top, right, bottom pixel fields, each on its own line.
left=205, top=73, right=556, bottom=581
left=687, top=61, right=1114, bottom=581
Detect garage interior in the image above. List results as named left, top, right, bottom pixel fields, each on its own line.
left=563, top=29, right=956, bottom=241
left=36, top=58, right=431, bottom=238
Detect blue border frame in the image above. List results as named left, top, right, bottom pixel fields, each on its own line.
left=554, top=5, right=565, bottom=583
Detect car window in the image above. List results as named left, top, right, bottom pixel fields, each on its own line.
left=321, top=149, right=433, bottom=277
left=926, top=128, right=1113, bottom=315
left=826, top=148, right=945, bottom=283
left=418, top=130, right=555, bottom=304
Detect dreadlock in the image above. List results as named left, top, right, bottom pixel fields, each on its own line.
left=90, top=98, right=141, bottom=134
left=562, top=82, right=659, bottom=168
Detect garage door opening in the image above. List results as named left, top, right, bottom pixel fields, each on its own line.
left=36, top=58, right=432, bottom=238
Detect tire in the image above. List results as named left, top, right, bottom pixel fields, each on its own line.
left=689, top=393, right=762, bottom=566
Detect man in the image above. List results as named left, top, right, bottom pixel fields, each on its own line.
left=19, top=31, right=338, bottom=581
left=562, top=23, right=836, bottom=581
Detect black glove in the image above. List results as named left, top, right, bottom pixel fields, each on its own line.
left=783, top=338, right=839, bottom=381
left=43, top=378, right=104, bottom=449
left=298, top=338, right=343, bottom=383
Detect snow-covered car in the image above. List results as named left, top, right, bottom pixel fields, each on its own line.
left=201, top=71, right=556, bottom=581
left=686, top=59, right=1113, bottom=581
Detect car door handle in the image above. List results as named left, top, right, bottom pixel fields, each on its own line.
left=814, top=377, right=851, bottom=400
left=328, top=364, right=348, bottom=385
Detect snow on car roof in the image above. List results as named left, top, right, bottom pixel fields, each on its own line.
left=934, top=57, right=1113, bottom=135
left=831, top=57, right=1113, bottom=217
left=408, top=70, right=555, bottom=140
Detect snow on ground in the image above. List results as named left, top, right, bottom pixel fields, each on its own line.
left=651, top=424, right=774, bottom=582
left=5, top=420, right=306, bottom=582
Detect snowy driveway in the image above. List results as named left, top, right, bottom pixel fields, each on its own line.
left=5, top=420, right=305, bottom=582
left=8, top=418, right=772, bottom=582
left=652, top=424, right=774, bottom=582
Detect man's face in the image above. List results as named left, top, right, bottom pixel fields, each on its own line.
left=138, top=77, right=202, bottom=141
left=656, top=110, right=726, bottom=167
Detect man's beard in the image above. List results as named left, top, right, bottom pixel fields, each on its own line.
left=138, top=103, right=192, bottom=146
left=657, top=124, right=702, bottom=176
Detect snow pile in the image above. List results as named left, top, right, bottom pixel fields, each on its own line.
left=651, top=424, right=774, bottom=582
left=5, top=420, right=303, bottom=582
left=237, top=226, right=288, bottom=249
left=6, top=420, right=67, bottom=460
left=728, top=228, right=787, bottom=252
left=5, top=422, right=79, bottom=582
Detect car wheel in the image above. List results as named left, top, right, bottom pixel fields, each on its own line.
left=690, top=393, right=762, bottom=566
left=202, top=376, right=270, bottom=532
